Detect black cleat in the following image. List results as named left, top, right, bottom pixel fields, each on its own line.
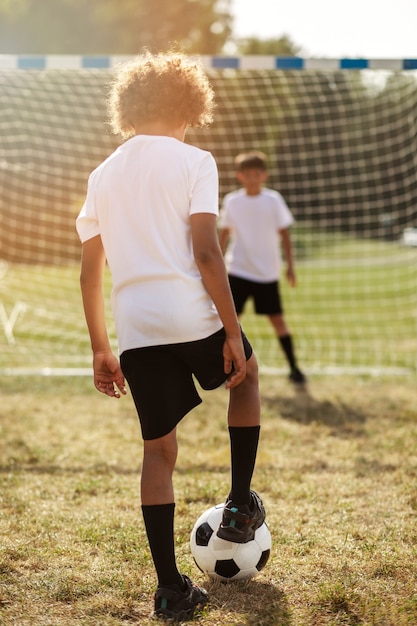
left=153, top=575, right=208, bottom=622
left=216, top=490, right=266, bottom=544
left=288, top=367, right=307, bottom=385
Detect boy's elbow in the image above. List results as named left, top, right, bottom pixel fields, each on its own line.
left=79, top=270, right=99, bottom=291
left=194, top=245, right=221, bottom=267
left=194, top=250, right=214, bottom=266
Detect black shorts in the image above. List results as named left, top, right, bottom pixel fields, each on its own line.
left=229, top=274, right=283, bottom=315
left=120, top=327, right=253, bottom=441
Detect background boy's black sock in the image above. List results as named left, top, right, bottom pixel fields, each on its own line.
left=141, top=503, right=184, bottom=588
left=228, top=425, right=260, bottom=506
left=279, top=333, right=297, bottom=370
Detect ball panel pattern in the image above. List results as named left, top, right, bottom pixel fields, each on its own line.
left=190, top=503, right=271, bottom=582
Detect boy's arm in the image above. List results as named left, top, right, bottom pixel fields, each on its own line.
left=190, top=213, right=246, bottom=388
left=280, top=227, right=296, bottom=287
left=80, top=235, right=126, bottom=398
left=218, top=227, right=231, bottom=255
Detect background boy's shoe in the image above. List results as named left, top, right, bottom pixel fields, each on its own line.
left=288, top=367, right=307, bottom=385
left=153, top=575, right=208, bottom=622
left=217, top=490, right=265, bottom=543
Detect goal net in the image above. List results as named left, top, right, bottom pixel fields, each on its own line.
left=1, top=63, right=417, bottom=375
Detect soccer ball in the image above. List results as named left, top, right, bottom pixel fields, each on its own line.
left=190, top=503, right=271, bottom=582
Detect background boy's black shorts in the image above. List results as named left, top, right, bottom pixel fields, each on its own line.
left=120, top=327, right=253, bottom=441
left=228, top=274, right=283, bottom=315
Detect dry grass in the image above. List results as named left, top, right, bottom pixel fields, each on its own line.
left=1, top=374, right=416, bottom=625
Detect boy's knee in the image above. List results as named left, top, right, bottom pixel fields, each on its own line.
left=144, top=431, right=178, bottom=466
left=232, top=352, right=259, bottom=397
left=245, top=353, right=259, bottom=384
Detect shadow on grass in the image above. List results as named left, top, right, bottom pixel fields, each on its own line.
left=206, top=578, right=290, bottom=626
left=0, top=462, right=141, bottom=475
left=262, top=384, right=367, bottom=435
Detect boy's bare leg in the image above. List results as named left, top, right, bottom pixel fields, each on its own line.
left=218, top=353, right=264, bottom=540
left=228, top=353, right=260, bottom=427
left=267, top=313, right=289, bottom=337
left=141, top=429, right=178, bottom=504
left=268, top=313, right=305, bottom=383
left=227, top=352, right=260, bottom=503
left=140, top=428, right=185, bottom=588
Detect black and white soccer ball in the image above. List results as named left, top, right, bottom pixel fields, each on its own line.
left=190, top=503, right=271, bottom=581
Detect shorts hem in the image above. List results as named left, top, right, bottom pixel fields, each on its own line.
left=142, top=396, right=203, bottom=441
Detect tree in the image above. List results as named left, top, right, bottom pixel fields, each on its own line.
left=131, top=0, right=233, bottom=54
left=236, top=34, right=301, bottom=56
left=0, top=0, right=233, bottom=54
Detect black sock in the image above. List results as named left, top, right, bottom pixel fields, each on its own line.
left=141, top=503, right=183, bottom=588
left=228, top=425, right=260, bottom=506
left=279, top=334, right=297, bottom=370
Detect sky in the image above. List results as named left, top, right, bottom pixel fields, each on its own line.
left=232, top=0, right=417, bottom=59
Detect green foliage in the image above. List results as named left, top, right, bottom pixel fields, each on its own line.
left=134, top=0, right=233, bottom=54
left=236, top=33, right=301, bottom=55
left=0, top=0, right=233, bottom=54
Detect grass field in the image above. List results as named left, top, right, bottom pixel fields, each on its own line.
left=1, top=374, right=416, bottom=625
left=1, top=233, right=416, bottom=373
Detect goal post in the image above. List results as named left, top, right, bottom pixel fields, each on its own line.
left=0, top=56, right=416, bottom=375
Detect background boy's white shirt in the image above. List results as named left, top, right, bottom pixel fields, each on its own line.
left=76, top=135, right=222, bottom=353
left=220, top=188, right=294, bottom=282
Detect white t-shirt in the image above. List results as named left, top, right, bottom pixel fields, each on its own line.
left=76, top=135, right=223, bottom=353
left=220, top=187, right=294, bottom=282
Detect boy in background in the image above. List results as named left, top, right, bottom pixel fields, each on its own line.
left=76, top=53, right=264, bottom=622
left=219, top=151, right=306, bottom=385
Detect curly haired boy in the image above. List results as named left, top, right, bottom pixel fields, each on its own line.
left=76, top=52, right=265, bottom=622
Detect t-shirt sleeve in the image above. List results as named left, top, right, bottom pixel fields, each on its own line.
left=189, top=152, right=219, bottom=217
left=275, top=192, right=294, bottom=230
left=75, top=171, right=101, bottom=243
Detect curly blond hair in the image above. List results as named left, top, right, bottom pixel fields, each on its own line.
left=108, top=52, right=215, bottom=139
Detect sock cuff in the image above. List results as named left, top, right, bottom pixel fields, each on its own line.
left=228, top=425, right=260, bottom=434
left=141, top=502, right=175, bottom=513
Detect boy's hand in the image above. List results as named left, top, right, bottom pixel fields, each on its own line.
left=93, top=350, right=127, bottom=398
left=286, top=266, right=296, bottom=287
left=223, top=336, right=247, bottom=389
